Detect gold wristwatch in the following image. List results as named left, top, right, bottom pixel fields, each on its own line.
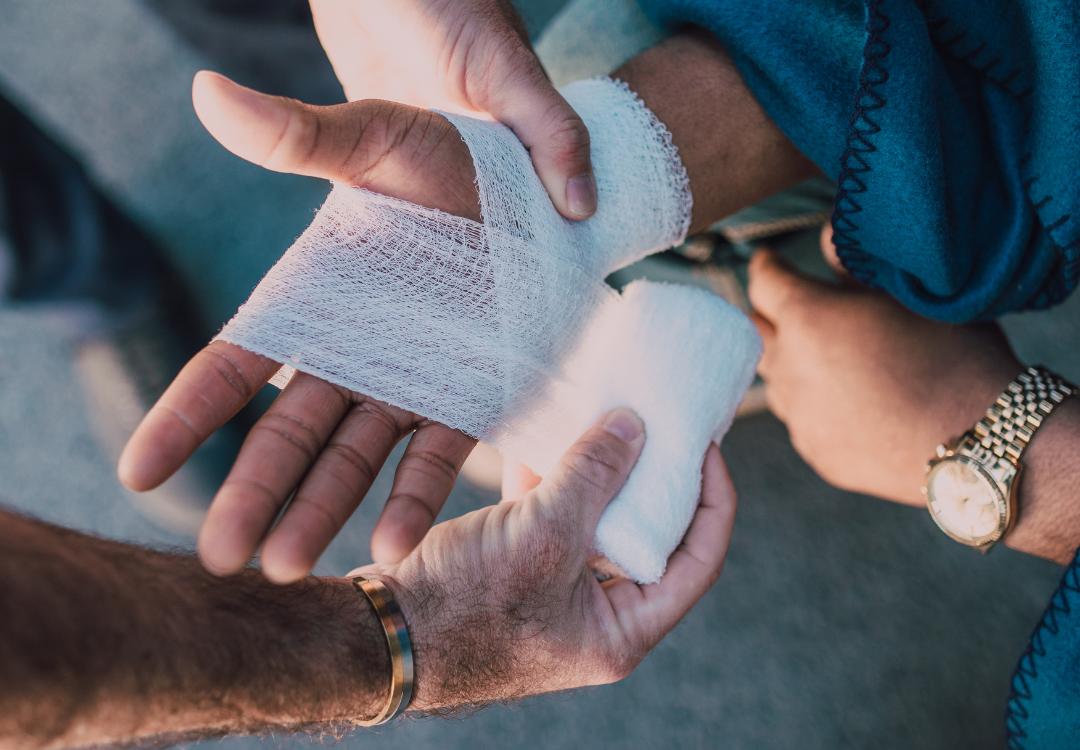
left=923, top=366, right=1076, bottom=552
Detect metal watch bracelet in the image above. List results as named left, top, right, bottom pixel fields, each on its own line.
left=968, top=365, right=1077, bottom=466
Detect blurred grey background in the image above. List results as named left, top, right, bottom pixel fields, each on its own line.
left=0, top=1, right=1075, bottom=748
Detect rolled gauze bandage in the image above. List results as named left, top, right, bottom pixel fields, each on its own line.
left=216, top=78, right=761, bottom=583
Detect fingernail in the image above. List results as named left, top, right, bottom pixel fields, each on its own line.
left=601, top=408, right=644, bottom=443
left=566, top=174, right=597, bottom=217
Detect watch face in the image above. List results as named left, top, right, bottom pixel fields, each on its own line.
left=926, top=458, right=1005, bottom=544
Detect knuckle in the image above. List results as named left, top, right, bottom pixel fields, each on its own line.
left=355, top=398, right=415, bottom=433
left=385, top=491, right=438, bottom=527
left=292, top=493, right=344, bottom=536
left=321, top=441, right=379, bottom=488
left=220, top=476, right=281, bottom=515
left=249, top=412, right=321, bottom=462
left=265, top=102, right=320, bottom=171
left=541, top=113, right=591, bottom=167
left=202, top=345, right=262, bottom=401
left=561, top=438, right=630, bottom=495
left=399, top=449, right=459, bottom=484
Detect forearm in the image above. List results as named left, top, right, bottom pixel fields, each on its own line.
left=0, top=511, right=389, bottom=749
left=1005, top=396, right=1080, bottom=564
left=614, top=29, right=821, bottom=234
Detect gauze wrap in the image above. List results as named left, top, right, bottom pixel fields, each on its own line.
left=216, top=78, right=761, bottom=583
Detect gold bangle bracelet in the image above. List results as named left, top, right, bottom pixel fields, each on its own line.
left=352, top=576, right=414, bottom=726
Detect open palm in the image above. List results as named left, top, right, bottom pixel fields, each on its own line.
left=119, top=72, right=484, bottom=583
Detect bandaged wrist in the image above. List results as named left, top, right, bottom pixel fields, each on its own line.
left=216, top=77, right=760, bottom=583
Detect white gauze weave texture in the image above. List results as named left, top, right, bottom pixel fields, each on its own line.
left=216, top=77, right=761, bottom=583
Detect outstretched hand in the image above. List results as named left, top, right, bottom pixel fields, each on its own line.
left=308, top=0, right=597, bottom=220
left=119, top=72, right=486, bottom=583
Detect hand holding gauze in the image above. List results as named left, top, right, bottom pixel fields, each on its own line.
left=121, top=74, right=760, bottom=584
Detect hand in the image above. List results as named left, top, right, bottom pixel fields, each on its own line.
left=308, top=0, right=597, bottom=219
left=351, top=408, right=737, bottom=709
left=747, top=226, right=1023, bottom=506
left=119, top=72, right=487, bottom=582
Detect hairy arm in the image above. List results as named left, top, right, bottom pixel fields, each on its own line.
left=0, top=509, right=390, bottom=749
left=2, top=411, right=738, bottom=748
left=615, top=29, right=822, bottom=234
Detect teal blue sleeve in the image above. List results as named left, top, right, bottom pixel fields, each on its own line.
left=1007, top=552, right=1080, bottom=749
left=637, top=0, right=1080, bottom=322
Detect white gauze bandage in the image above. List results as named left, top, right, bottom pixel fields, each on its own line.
left=216, top=78, right=761, bottom=583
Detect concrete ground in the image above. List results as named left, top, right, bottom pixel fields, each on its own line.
left=0, top=1, right=1076, bottom=748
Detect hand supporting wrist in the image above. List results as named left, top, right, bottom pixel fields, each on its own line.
left=216, top=78, right=759, bottom=583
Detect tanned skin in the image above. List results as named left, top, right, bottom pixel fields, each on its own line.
left=0, top=511, right=389, bottom=749
left=0, top=411, right=738, bottom=748
left=117, top=29, right=817, bottom=587
left=748, top=230, right=1080, bottom=565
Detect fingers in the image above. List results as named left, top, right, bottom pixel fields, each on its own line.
left=501, top=458, right=542, bottom=504
left=600, top=443, right=737, bottom=648
left=746, top=247, right=810, bottom=324
left=643, top=444, right=737, bottom=617
left=118, top=341, right=279, bottom=492
left=197, top=373, right=351, bottom=576
left=370, top=423, right=477, bottom=564
left=748, top=311, right=776, bottom=345
left=258, top=400, right=409, bottom=583
left=476, top=48, right=596, bottom=220
left=819, top=222, right=861, bottom=285
left=534, top=408, right=646, bottom=534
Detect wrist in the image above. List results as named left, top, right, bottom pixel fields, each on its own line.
left=350, top=565, right=448, bottom=714
left=1002, top=394, right=1080, bottom=563
left=364, top=559, right=540, bottom=713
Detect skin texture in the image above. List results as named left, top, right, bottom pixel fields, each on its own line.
left=749, top=227, right=1080, bottom=565
left=308, top=0, right=598, bottom=220
left=2, top=411, right=737, bottom=748
left=119, top=31, right=816, bottom=582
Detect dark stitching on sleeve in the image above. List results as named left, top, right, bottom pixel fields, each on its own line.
left=1006, top=553, right=1080, bottom=748
left=830, top=0, right=891, bottom=286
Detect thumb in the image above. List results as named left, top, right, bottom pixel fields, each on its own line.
left=477, top=51, right=596, bottom=220
left=192, top=70, right=355, bottom=180
left=533, top=408, right=646, bottom=534
left=746, top=247, right=827, bottom=324
left=191, top=70, right=481, bottom=220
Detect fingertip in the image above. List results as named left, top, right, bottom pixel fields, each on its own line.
left=191, top=69, right=237, bottom=125
left=599, top=407, right=646, bottom=447
left=192, top=70, right=293, bottom=168
left=259, top=552, right=312, bottom=585
left=701, top=443, right=736, bottom=512
left=748, top=311, right=776, bottom=341
left=746, top=247, right=802, bottom=321
left=747, top=246, right=782, bottom=277
left=116, top=441, right=151, bottom=492
left=196, top=509, right=257, bottom=579
left=565, top=173, right=597, bottom=219
left=820, top=222, right=835, bottom=253
left=115, top=409, right=188, bottom=492
left=369, top=511, right=425, bottom=565
left=196, top=540, right=248, bottom=578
